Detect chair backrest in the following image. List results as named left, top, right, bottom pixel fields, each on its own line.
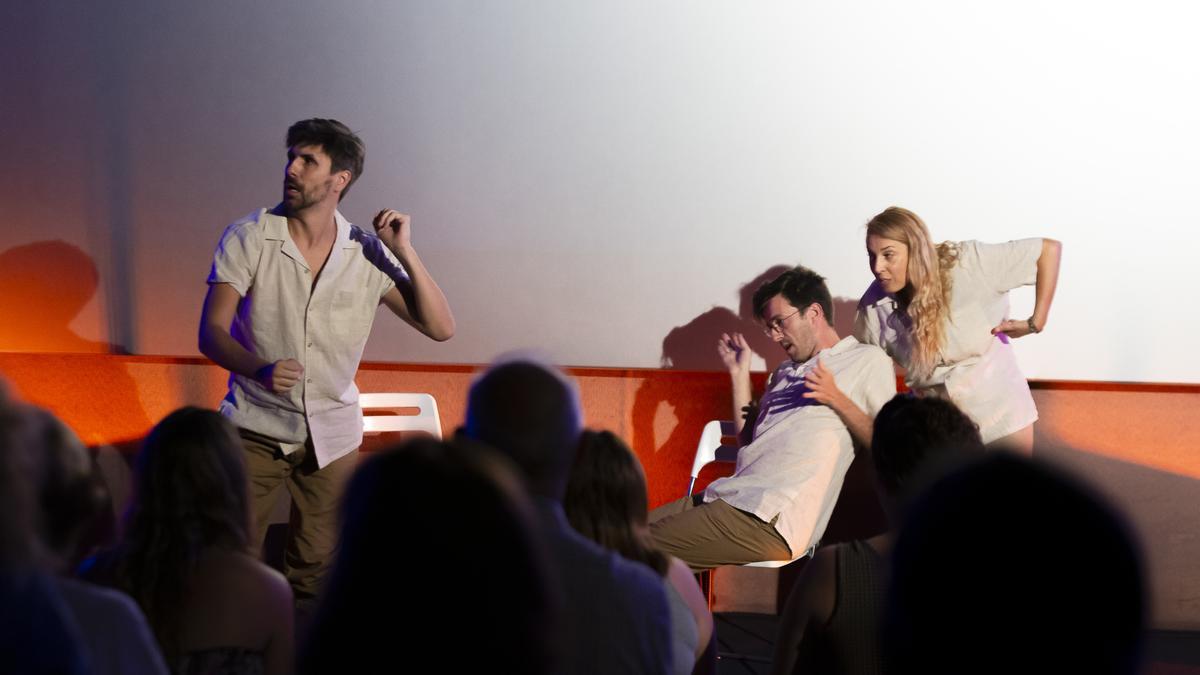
left=360, top=392, right=443, bottom=439
left=687, top=420, right=739, bottom=497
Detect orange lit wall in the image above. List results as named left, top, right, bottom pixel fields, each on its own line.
left=1, top=353, right=1197, bottom=629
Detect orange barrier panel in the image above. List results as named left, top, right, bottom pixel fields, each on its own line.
left=2, top=352, right=1198, bottom=629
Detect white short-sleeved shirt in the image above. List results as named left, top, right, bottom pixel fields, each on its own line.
left=703, top=337, right=896, bottom=556
left=207, top=208, right=410, bottom=467
left=854, top=238, right=1042, bottom=443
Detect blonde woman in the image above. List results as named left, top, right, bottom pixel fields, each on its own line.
left=852, top=207, right=1061, bottom=452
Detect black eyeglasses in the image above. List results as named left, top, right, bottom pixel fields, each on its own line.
left=761, top=308, right=802, bottom=336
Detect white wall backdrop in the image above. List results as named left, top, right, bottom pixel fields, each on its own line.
left=3, top=1, right=1198, bottom=382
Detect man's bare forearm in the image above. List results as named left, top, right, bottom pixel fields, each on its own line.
left=391, top=243, right=455, bottom=341
left=199, top=324, right=270, bottom=380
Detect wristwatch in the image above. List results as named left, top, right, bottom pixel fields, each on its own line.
left=1027, top=317, right=1041, bottom=334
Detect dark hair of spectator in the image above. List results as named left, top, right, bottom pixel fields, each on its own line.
left=563, top=430, right=669, bottom=576
left=884, top=454, right=1146, bottom=675
left=870, top=394, right=984, bottom=501
left=302, top=438, right=556, bottom=675
left=463, top=359, right=582, bottom=499
left=115, top=407, right=250, bottom=662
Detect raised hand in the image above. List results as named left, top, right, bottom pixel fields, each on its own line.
left=256, top=359, right=304, bottom=393
left=372, top=209, right=412, bottom=252
left=717, top=332, right=752, bottom=377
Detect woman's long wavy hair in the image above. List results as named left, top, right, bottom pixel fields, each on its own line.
left=116, top=407, right=250, bottom=662
left=563, top=430, right=669, bottom=576
left=867, top=207, right=959, bottom=379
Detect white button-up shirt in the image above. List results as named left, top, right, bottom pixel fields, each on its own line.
left=855, top=239, right=1042, bottom=443
left=207, top=208, right=409, bottom=467
left=703, top=337, right=896, bottom=557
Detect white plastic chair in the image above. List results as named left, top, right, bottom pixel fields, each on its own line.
left=359, top=392, right=443, bottom=439
left=688, top=418, right=817, bottom=664
left=687, top=419, right=816, bottom=569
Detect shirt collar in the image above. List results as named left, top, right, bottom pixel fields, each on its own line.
left=334, top=210, right=357, bottom=249
left=860, top=279, right=897, bottom=310
left=262, top=208, right=352, bottom=243
left=782, top=335, right=859, bottom=373
left=262, top=208, right=355, bottom=269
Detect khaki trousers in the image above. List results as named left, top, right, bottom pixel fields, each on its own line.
left=649, top=495, right=791, bottom=571
left=239, top=428, right=359, bottom=604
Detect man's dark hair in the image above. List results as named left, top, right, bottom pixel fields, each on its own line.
left=752, top=265, right=834, bottom=324
left=286, top=118, right=366, bottom=201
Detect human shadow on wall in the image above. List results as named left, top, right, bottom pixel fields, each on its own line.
left=0, top=241, right=122, bottom=353
left=1035, top=444, right=1200, bottom=631
left=633, top=266, right=789, bottom=509
left=0, top=241, right=151, bottom=544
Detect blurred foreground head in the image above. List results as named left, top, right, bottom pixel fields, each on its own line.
left=303, top=438, right=557, bottom=675
left=884, top=453, right=1146, bottom=675
left=463, top=357, right=582, bottom=500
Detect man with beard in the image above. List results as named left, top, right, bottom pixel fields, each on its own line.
left=199, top=119, right=455, bottom=608
left=649, top=265, right=895, bottom=570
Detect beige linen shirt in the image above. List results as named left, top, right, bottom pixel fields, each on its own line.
left=703, top=337, right=896, bottom=557
left=207, top=208, right=409, bottom=467
left=854, top=238, right=1042, bottom=443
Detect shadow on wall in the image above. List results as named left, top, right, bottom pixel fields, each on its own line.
left=0, top=241, right=148, bottom=531
left=631, top=265, right=787, bottom=509
left=0, top=241, right=119, bottom=353
left=1038, top=443, right=1200, bottom=630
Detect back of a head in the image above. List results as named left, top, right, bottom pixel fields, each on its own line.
left=884, top=454, right=1145, bottom=675
left=870, top=394, right=985, bottom=512
left=128, top=407, right=250, bottom=551
left=304, top=438, right=556, bottom=675
left=21, top=407, right=109, bottom=568
left=463, top=359, right=582, bottom=499
left=563, top=430, right=667, bottom=576
left=0, top=391, right=37, bottom=572
left=118, top=407, right=251, bottom=659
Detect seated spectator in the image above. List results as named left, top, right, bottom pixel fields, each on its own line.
left=87, top=407, right=293, bottom=675
left=0, top=386, right=88, bottom=674
left=462, top=357, right=674, bottom=674
left=564, top=430, right=714, bottom=675
left=883, top=453, right=1146, bottom=675
left=21, top=405, right=167, bottom=675
left=301, top=438, right=557, bottom=675
left=772, top=395, right=985, bottom=675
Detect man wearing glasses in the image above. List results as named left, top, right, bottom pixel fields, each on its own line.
left=649, top=265, right=895, bottom=569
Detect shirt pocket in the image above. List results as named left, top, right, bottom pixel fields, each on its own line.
left=330, top=290, right=371, bottom=342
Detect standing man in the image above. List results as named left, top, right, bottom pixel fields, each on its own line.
left=650, top=265, right=894, bottom=569
left=198, top=119, right=455, bottom=607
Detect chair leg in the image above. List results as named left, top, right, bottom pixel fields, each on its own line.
left=696, top=569, right=714, bottom=611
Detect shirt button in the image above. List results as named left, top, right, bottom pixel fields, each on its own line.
left=306, top=378, right=313, bottom=383
left=307, top=343, right=313, bottom=348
